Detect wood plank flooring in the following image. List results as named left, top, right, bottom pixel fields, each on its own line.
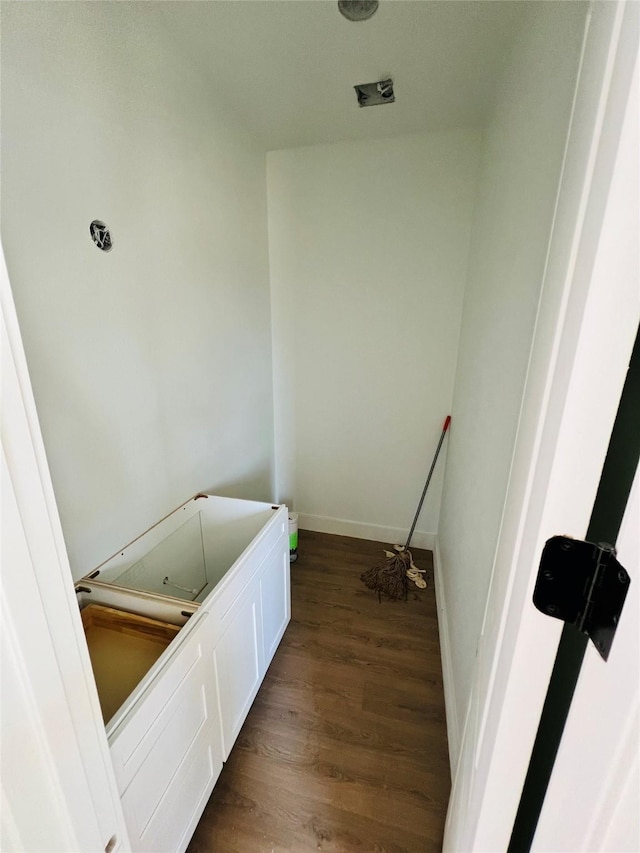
left=187, top=531, right=450, bottom=853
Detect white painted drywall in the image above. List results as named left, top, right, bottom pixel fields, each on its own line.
left=268, top=131, right=480, bottom=547
left=437, top=0, right=590, bottom=737
left=1, top=2, right=274, bottom=578
left=152, top=1, right=527, bottom=151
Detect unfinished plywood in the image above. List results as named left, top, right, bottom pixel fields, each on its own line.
left=81, top=604, right=180, bottom=724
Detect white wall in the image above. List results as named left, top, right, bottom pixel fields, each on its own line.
left=436, top=0, right=589, bottom=747
left=1, top=2, right=274, bottom=578
left=268, top=131, right=480, bottom=548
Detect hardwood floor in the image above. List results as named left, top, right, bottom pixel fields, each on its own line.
left=187, top=531, right=450, bottom=853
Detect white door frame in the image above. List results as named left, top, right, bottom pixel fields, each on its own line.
left=444, top=2, right=640, bottom=849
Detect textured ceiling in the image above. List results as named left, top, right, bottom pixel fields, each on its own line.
left=154, top=1, right=530, bottom=151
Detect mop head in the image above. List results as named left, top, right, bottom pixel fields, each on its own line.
left=360, top=546, right=427, bottom=601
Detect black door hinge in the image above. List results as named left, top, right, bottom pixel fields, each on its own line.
left=533, top=536, right=630, bottom=661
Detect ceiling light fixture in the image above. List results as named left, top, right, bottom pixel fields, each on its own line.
left=338, top=1, right=379, bottom=22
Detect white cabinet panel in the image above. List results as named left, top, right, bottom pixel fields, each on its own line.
left=122, top=684, right=213, bottom=836
left=130, top=740, right=218, bottom=853
left=260, top=535, right=290, bottom=669
left=109, top=615, right=215, bottom=792
left=213, top=532, right=291, bottom=760
left=110, top=614, right=223, bottom=852
left=214, top=581, right=263, bottom=759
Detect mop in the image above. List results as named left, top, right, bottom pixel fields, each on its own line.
left=360, top=416, right=451, bottom=601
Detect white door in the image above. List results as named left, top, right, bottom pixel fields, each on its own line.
left=519, top=32, right=640, bottom=852
left=524, top=52, right=639, bottom=846
left=1, top=248, right=130, bottom=852
left=444, top=2, right=639, bottom=849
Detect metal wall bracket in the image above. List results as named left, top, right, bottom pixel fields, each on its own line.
left=533, top=536, right=630, bottom=660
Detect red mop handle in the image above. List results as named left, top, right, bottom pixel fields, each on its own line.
left=405, top=415, right=452, bottom=550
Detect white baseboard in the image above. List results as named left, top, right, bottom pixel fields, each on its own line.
left=297, top=512, right=435, bottom=551
left=433, top=535, right=459, bottom=776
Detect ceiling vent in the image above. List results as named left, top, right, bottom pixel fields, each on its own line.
left=354, top=78, right=394, bottom=107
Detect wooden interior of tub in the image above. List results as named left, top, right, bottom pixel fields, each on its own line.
left=81, top=604, right=181, bottom=723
